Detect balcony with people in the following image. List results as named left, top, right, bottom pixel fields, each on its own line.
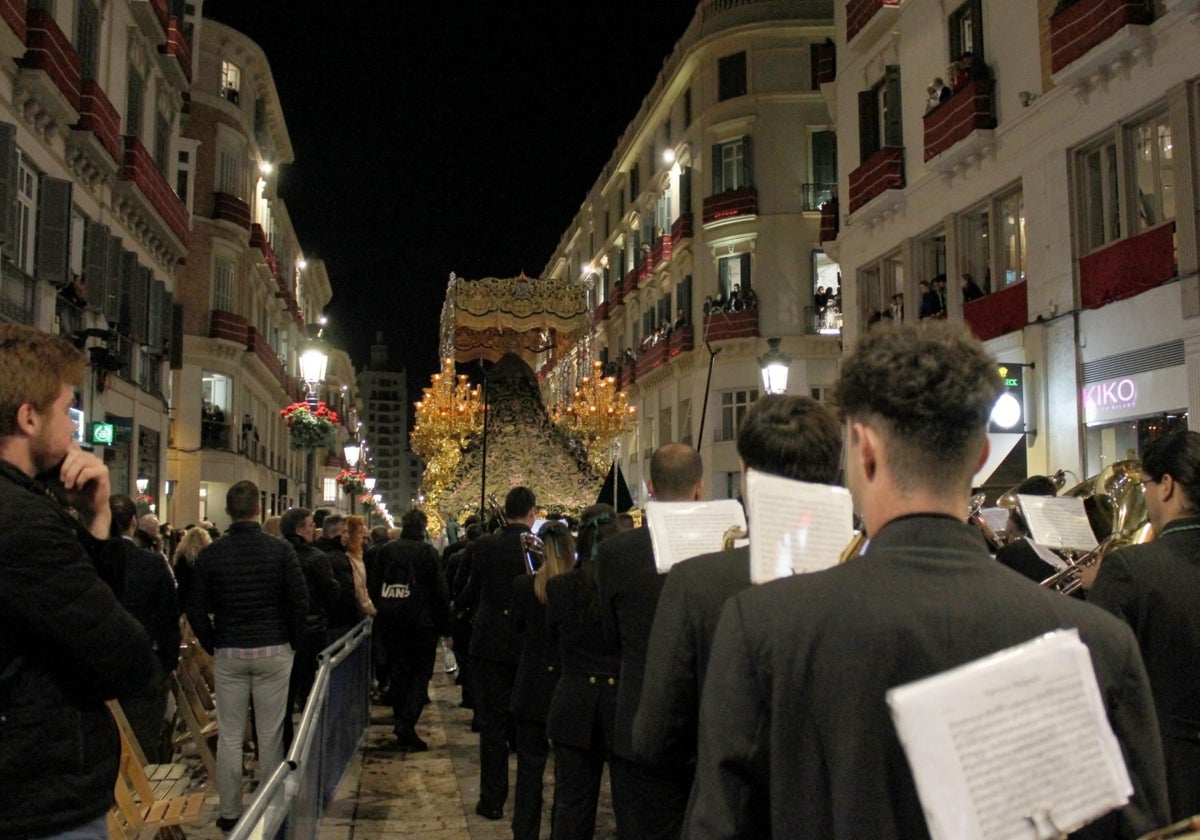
left=701, top=285, right=759, bottom=341
left=923, top=54, right=996, bottom=165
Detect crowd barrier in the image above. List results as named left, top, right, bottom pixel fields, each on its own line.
left=228, top=619, right=373, bottom=840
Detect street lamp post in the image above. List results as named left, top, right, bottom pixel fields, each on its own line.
left=343, top=442, right=361, bottom=514
left=758, top=337, right=793, bottom=395
left=298, top=336, right=329, bottom=510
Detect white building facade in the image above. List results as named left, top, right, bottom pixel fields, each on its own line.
left=830, top=0, right=1200, bottom=488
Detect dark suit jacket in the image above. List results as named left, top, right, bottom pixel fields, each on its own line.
left=545, top=568, right=620, bottom=750
left=633, top=545, right=750, bottom=767
left=460, top=524, right=529, bottom=664
left=118, top=538, right=181, bottom=673
left=509, top=574, right=559, bottom=723
left=596, top=526, right=667, bottom=760
left=1089, top=515, right=1200, bottom=820
left=687, top=516, right=1168, bottom=840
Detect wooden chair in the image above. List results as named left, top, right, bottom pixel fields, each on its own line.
left=106, top=701, right=205, bottom=840
left=171, top=642, right=218, bottom=782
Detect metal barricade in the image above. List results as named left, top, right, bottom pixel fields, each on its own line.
left=228, top=619, right=373, bottom=840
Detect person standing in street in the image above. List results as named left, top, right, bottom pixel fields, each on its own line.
left=186, top=480, right=308, bottom=832
left=0, top=322, right=158, bottom=840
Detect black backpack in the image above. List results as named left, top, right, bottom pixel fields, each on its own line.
left=377, top=548, right=419, bottom=624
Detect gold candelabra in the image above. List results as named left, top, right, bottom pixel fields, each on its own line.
left=410, top=358, right=484, bottom=533
left=562, top=361, right=637, bottom=474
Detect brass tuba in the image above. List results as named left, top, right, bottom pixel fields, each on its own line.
left=1039, top=460, right=1152, bottom=595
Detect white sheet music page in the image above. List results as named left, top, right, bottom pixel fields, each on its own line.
left=744, top=469, right=853, bottom=584
left=1017, top=495, right=1099, bottom=553
left=644, top=500, right=747, bottom=573
left=886, top=629, right=1132, bottom=840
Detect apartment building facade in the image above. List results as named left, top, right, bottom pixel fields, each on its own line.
left=830, top=0, right=1200, bottom=487
left=357, top=335, right=416, bottom=518
left=540, top=0, right=840, bottom=499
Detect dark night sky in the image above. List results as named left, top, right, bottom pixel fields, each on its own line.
left=199, top=2, right=699, bottom=397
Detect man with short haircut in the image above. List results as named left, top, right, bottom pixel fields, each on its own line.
left=0, top=323, right=158, bottom=840
left=458, top=486, right=538, bottom=820
left=596, top=443, right=704, bottom=839
left=111, top=493, right=181, bottom=762
left=1090, top=430, right=1200, bottom=821
left=687, top=323, right=1168, bottom=838
left=314, top=513, right=359, bottom=639
left=187, top=481, right=308, bottom=831
left=633, top=397, right=841, bottom=790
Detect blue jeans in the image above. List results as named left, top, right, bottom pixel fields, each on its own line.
left=214, top=649, right=294, bottom=820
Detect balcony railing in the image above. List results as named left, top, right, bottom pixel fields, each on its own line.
left=703, top=187, right=758, bottom=225
left=804, top=305, right=843, bottom=335
left=621, top=267, right=639, bottom=297
left=213, top=191, right=251, bottom=229
left=668, top=325, right=695, bottom=356
left=210, top=309, right=249, bottom=345
left=1, top=262, right=34, bottom=324
left=158, top=15, right=192, bottom=83
left=964, top=282, right=1028, bottom=343
left=121, top=135, right=190, bottom=245
left=849, top=147, right=904, bottom=213
left=18, top=8, right=82, bottom=111
left=595, top=300, right=610, bottom=322
left=702, top=308, right=759, bottom=341
left=671, top=212, right=693, bottom=242
left=56, top=295, right=85, bottom=337
left=802, top=183, right=836, bottom=212
left=819, top=196, right=839, bottom=243
left=1050, top=0, right=1153, bottom=74
left=619, top=360, right=636, bottom=388
left=201, top=419, right=231, bottom=450
left=846, top=0, right=902, bottom=43
left=0, top=0, right=26, bottom=45
left=250, top=223, right=282, bottom=286
left=923, top=78, right=996, bottom=162
left=812, top=40, right=836, bottom=87
left=1079, top=223, right=1176, bottom=310
left=651, top=234, right=673, bottom=266
left=74, top=79, right=121, bottom=162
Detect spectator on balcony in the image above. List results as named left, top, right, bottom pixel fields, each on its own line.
left=703, top=296, right=714, bottom=317
left=962, top=272, right=985, bottom=303
left=742, top=286, right=758, bottom=311
left=926, top=78, right=952, bottom=113
left=814, top=286, right=830, bottom=314
left=224, top=81, right=239, bottom=105
left=622, top=347, right=636, bottom=366
left=919, top=276, right=947, bottom=320
left=674, top=308, right=688, bottom=330
left=889, top=293, right=905, bottom=323
left=950, top=52, right=988, bottom=90
left=728, top=284, right=744, bottom=312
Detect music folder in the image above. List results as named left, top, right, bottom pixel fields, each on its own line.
left=644, top=499, right=747, bottom=573
left=745, top=469, right=854, bottom=584
left=1017, top=495, right=1098, bottom=553
left=886, top=629, right=1132, bottom=840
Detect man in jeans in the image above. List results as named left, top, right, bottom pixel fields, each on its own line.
left=186, top=480, right=308, bottom=832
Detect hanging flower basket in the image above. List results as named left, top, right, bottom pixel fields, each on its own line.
left=359, top=494, right=377, bottom=511
left=280, top=401, right=339, bottom=450
left=336, top=468, right=367, bottom=496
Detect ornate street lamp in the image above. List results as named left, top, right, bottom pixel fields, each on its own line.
left=297, top=336, right=329, bottom=508
left=758, top=337, right=792, bottom=395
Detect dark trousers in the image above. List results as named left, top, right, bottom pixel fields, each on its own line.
left=384, top=623, right=439, bottom=732
left=512, top=717, right=551, bottom=840
left=284, top=625, right=327, bottom=750
left=122, top=667, right=169, bottom=763
left=610, top=753, right=694, bottom=840
left=552, top=734, right=608, bottom=840
left=474, top=657, right=518, bottom=810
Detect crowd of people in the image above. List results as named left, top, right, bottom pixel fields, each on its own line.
left=1, top=318, right=1194, bottom=840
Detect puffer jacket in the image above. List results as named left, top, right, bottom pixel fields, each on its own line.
left=0, top=461, right=158, bottom=836
left=185, top=521, right=308, bottom=653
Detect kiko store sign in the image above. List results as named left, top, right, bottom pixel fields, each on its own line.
left=1082, top=365, right=1185, bottom=426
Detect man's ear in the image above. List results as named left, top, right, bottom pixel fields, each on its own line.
left=852, top=421, right=879, bottom=482
left=15, top=402, right=38, bottom=436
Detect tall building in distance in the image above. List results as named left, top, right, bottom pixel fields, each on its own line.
left=541, top=0, right=839, bottom=499
left=358, top=333, right=418, bottom=516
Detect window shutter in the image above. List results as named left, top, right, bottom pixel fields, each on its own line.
left=740, top=254, right=752, bottom=291
left=970, top=0, right=985, bottom=62
left=883, top=65, right=903, bottom=148
left=104, top=234, right=122, bottom=323
left=719, top=256, right=730, bottom=295
left=742, top=135, right=753, bottom=188
left=119, top=252, right=138, bottom=334
left=130, top=266, right=150, bottom=341
left=680, top=166, right=692, bottom=215
left=36, top=176, right=72, bottom=287
left=858, top=90, right=878, bottom=163
left=0, top=122, right=17, bottom=247
left=148, top=279, right=164, bottom=348
left=168, top=295, right=182, bottom=369
left=712, top=144, right=722, bottom=194
left=85, top=221, right=108, bottom=311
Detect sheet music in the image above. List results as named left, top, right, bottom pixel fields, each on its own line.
left=979, top=507, right=1010, bottom=536
left=644, top=500, right=746, bottom=573
left=886, top=629, right=1132, bottom=840
left=1018, top=495, right=1099, bottom=552
left=744, top=469, right=854, bottom=584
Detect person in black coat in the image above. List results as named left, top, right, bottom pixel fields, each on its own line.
left=111, top=493, right=180, bottom=763
left=687, top=323, right=1168, bottom=839
left=280, top=507, right=339, bottom=748
left=446, top=521, right=483, bottom=716
left=315, top=514, right=359, bottom=640
left=457, top=486, right=538, bottom=820
left=1090, top=430, right=1200, bottom=821
left=597, top=443, right=704, bottom=839
left=545, top=504, right=627, bottom=840
left=509, top=521, right=574, bottom=840
left=634, top=396, right=842, bottom=783
left=368, top=508, right=451, bottom=750
left=0, top=323, right=158, bottom=838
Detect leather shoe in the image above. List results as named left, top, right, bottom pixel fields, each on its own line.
left=215, top=816, right=240, bottom=833
left=475, top=803, right=503, bottom=821
left=394, top=726, right=428, bottom=752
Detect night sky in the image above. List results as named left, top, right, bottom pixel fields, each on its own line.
left=199, top=2, right=699, bottom=397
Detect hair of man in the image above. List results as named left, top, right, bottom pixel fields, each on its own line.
left=280, top=507, right=311, bottom=539
left=649, top=443, right=703, bottom=500
left=322, top=513, right=346, bottom=536
left=1142, top=430, right=1200, bottom=510
left=369, top=525, right=390, bottom=545
left=0, top=323, right=88, bottom=438
left=534, top=522, right=576, bottom=604
left=504, top=486, right=536, bottom=520
left=109, top=493, right=139, bottom=536
left=400, top=507, right=427, bottom=540
left=226, top=480, right=260, bottom=520
left=835, top=322, right=1002, bottom=494
left=737, top=394, right=842, bottom=484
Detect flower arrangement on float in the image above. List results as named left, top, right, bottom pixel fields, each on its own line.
left=335, top=468, right=367, bottom=496
left=280, top=401, right=339, bottom=450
